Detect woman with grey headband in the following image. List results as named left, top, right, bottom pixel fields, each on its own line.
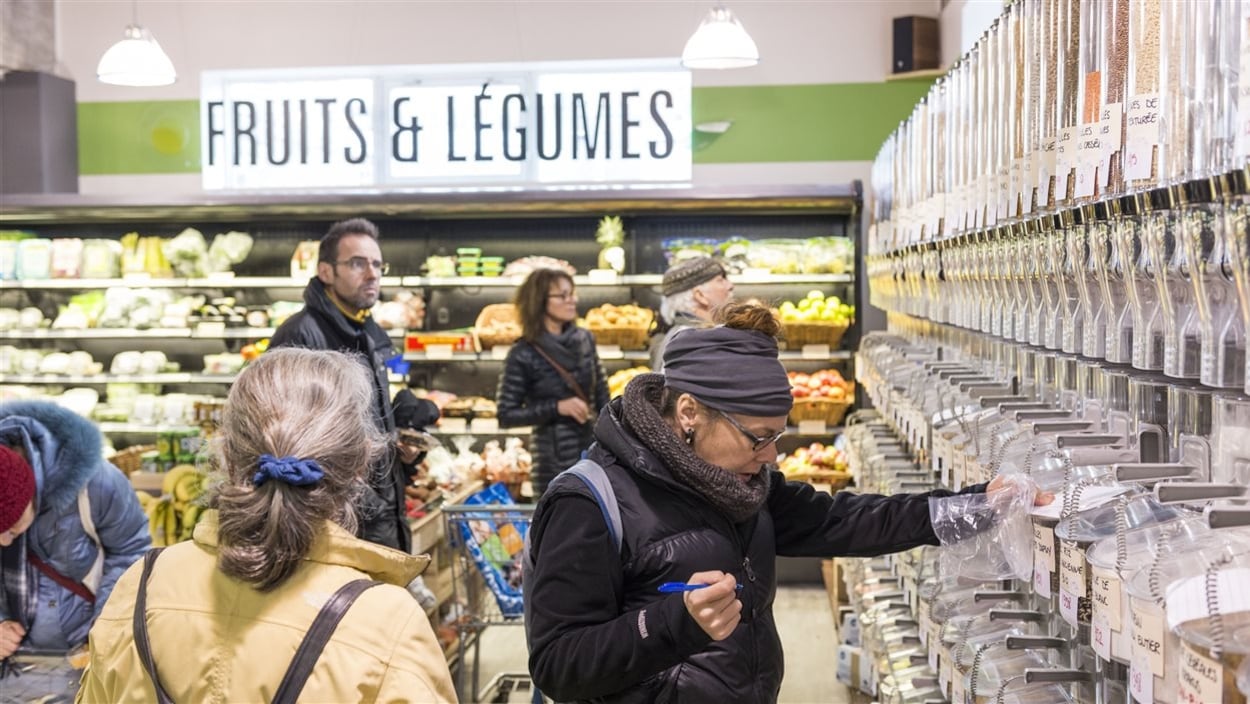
left=524, top=300, right=1046, bottom=704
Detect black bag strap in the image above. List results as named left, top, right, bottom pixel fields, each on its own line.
left=270, top=578, right=382, bottom=704
left=133, top=545, right=381, bottom=704
left=133, top=548, right=173, bottom=704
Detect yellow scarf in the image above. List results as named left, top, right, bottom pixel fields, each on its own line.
left=327, top=289, right=371, bottom=324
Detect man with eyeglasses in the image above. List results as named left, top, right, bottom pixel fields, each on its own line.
left=271, top=217, right=411, bottom=552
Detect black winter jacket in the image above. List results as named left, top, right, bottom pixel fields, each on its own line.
left=269, top=277, right=410, bottom=553
left=525, top=397, right=984, bottom=704
left=495, top=331, right=609, bottom=495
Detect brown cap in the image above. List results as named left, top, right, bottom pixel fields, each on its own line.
left=661, top=257, right=726, bottom=297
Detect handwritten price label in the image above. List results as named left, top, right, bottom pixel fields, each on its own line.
left=1131, top=606, right=1167, bottom=676
left=1059, top=587, right=1080, bottom=626
left=1130, top=654, right=1154, bottom=703
left=1177, top=641, right=1223, bottom=704
left=1093, top=616, right=1112, bottom=661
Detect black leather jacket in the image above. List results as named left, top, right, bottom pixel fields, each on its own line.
left=525, top=396, right=984, bottom=703
left=495, top=332, right=609, bottom=495
left=269, top=278, right=409, bottom=553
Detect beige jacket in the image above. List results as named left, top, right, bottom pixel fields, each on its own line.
left=76, top=511, right=457, bottom=703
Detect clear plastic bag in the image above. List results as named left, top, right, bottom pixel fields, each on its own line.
left=929, top=473, right=1039, bottom=581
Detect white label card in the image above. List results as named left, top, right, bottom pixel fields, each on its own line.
left=1059, top=541, right=1087, bottom=596
left=439, top=417, right=468, bottom=433
left=1130, top=653, right=1154, bottom=703
left=1034, top=524, right=1056, bottom=570
left=1126, top=93, right=1160, bottom=181
left=1093, top=615, right=1112, bottom=660
left=1177, top=640, right=1223, bottom=704
left=801, top=344, right=831, bottom=359
left=1060, top=586, right=1080, bottom=626
left=470, top=417, right=499, bottom=433
left=1092, top=566, right=1122, bottom=631
left=491, top=344, right=512, bottom=360
left=587, top=269, right=619, bottom=284
left=424, top=344, right=454, bottom=359
left=1131, top=606, right=1167, bottom=677
left=952, top=673, right=967, bottom=704
left=798, top=420, right=828, bottom=435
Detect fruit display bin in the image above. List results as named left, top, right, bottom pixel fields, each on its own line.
left=788, top=397, right=853, bottom=427
left=474, top=303, right=522, bottom=350
left=588, top=325, right=651, bottom=349
left=781, top=321, right=850, bottom=348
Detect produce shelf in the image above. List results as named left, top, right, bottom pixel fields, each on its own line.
left=0, top=327, right=404, bottom=340
left=98, top=422, right=199, bottom=434
left=0, top=373, right=238, bottom=385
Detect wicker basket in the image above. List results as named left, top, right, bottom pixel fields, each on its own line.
left=781, top=321, right=850, bottom=349
left=588, top=308, right=654, bottom=350
left=110, top=444, right=155, bottom=476
left=788, top=398, right=853, bottom=427
left=474, top=303, right=523, bottom=349
left=807, top=470, right=853, bottom=492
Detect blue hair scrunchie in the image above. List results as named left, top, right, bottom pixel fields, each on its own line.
left=253, top=454, right=325, bottom=487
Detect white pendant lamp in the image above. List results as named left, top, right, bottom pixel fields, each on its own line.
left=681, top=5, right=760, bottom=70
left=96, top=3, right=176, bottom=87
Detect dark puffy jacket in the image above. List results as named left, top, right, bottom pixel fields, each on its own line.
left=525, top=396, right=984, bottom=703
left=495, top=331, right=609, bottom=495
left=270, top=278, right=409, bottom=553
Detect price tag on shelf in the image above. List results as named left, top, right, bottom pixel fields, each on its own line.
left=741, top=268, right=772, bottom=280
left=204, top=271, right=236, bottom=284
left=801, top=344, right=831, bottom=360
left=194, top=322, right=226, bottom=337
left=470, top=417, right=500, bottom=433
left=597, top=345, right=623, bottom=359
left=439, top=418, right=468, bottom=434
left=587, top=269, right=619, bottom=285
left=798, top=420, right=828, bottom=435
left=122, top=272, right=152, bottom=282
left=491, top=345, right=512, bottom=360
left=424, top=344, right=454, bottom=360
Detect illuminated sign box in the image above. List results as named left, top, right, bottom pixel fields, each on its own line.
left=200, top=59, right=692, bottom=191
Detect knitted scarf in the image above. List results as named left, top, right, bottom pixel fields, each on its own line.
left=621, top=374, right=770, bottom=523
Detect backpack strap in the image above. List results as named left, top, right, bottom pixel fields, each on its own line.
left=133, top=548, right=174, bottom=704
left=77, top=487, right=105, bottom=596
left=270, top=579, right=382, bottom=704
left=557, top=459, right=622, bottom=555
left=133, top=545, right=380, bottom=704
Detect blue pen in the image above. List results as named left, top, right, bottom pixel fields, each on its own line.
left=658, top=582, right=745, bottom=593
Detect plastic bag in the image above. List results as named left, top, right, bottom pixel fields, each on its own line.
left=929, top=473, right=1038, bottom=581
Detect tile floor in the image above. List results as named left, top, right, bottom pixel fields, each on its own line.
left=460, top=586, right=851, bottom=703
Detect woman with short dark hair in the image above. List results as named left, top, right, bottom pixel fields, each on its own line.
left=497, top=268, right=609, bottom=497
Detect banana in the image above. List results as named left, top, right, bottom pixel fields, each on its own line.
left=162, top=465, right=198, bottom=496
left=179, top=504, right=202, bottom=542
left=135, top=491, right=153, bottom=509
left=148, top=499, right=167, bottom=547
left=164, top=498, right=178, bottom=548
left=173, top=471, right=204, bottom=504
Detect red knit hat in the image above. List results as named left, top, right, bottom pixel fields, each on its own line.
left=0, top=446, right=35, bottom=534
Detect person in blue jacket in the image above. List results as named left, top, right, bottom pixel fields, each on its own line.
left=0, top=401, right=150, bottom=659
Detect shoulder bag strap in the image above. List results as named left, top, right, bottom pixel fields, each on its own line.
left=77, top=487, right=104, bottom=595
left=133, top=548, right=173, bottom=704
left=563, top=460, right=623, bottom=555
left=529, top=342, right=591, bottom=405
left=270, top=579, right=382, bottom=704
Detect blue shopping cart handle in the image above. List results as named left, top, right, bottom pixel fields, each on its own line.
left=657, top=582, right=744, bottom=593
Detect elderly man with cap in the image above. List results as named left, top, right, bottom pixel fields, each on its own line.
left=651, top=256, right=735, bottom=371
left=0, top=401, right=149, bottom=661
left=523, top=300, right=1051, bottom=704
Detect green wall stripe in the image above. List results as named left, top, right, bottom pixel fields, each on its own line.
left=76, top=82, right=934, bottom=175
left=690, top=82, right=935, bottom=163
left=78, top=100, right=201, bottom=175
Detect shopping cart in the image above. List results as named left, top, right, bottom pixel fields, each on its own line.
left=0, top=649, right=81, bottom=704
left=443, top=483, right=538, bottom=703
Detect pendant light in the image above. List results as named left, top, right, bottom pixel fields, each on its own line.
left=681, top=5, right=760, bottom=70
left=96, top=1, right=176, bottom=87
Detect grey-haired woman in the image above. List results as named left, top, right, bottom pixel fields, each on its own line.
left=78, top=348, right=456, bottom=703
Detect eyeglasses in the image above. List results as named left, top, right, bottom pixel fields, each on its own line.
left=333, top=257, right=390, bottom=275
left=547, top=291, right=578, bottom=301
left=715, top=409, right=785, bottom=452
